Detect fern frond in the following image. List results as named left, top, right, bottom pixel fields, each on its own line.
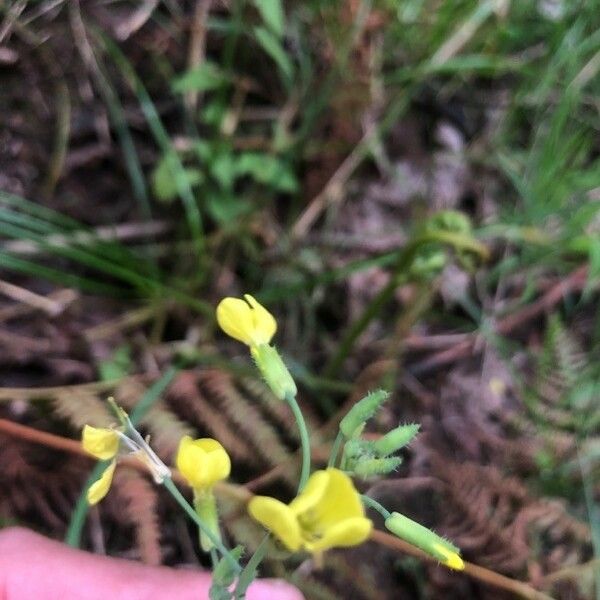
left=111, top=466, right=162, bottom=566
left=238, top=377, right=299, bottom=442
left=52, top=390, right=113, bottom=430
left=200, top=370, right=296, bottom=484
left=167, top=371, right=255, bottom=462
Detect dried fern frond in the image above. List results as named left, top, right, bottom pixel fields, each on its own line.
left=52, top=390, right=113, bottom=430
left=199, top=370, right=296, bottom=484
left=167, top=371, right=255, bottom=462
left=0, top=434, right=85, bottom=531
left=237, top=376, right=299, bottom=442
left=429, top=455, right=591, bottom=577
left=109, top=466, right=162, bottom=566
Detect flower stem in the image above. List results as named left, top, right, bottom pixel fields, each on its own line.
left=162, top=477, right=241, bottom=573
left=285, top=392, right=311, bottom=492
left=361, top=495, right=392, bottom=520
left=328, top=431, right=344, bottom=468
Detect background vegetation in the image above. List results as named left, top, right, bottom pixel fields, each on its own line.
left=1, top=0, right=599, bottom=598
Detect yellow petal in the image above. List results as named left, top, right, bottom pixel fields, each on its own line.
left=309, top=468, right=365, bottom=528
left=216, top=295, right=276, bottom=347
left=82, top=425, right=119, bottom=460
left=433, top=543, right=465, bottom=570
left=289, top=470, right=329, bottom=516
left=304, top=517, right=372, bottom=553
left=87, top=460, right=116, bottom=505
left=243, top=295, right=277, bottom=345
left=176, top=436, right=231, bottom=488
left=248, top=496, right=302, bottom=552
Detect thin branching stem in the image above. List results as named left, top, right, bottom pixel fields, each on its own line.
left=327, top=431, right=344, bottom=468
left=162, top=477, right=241, bottom=573
left=285, top=392, right=311, bottom=492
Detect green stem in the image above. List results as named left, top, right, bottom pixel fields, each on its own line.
left=361, top=495, right=392, bottom=520
left=285, top=392, right=311, bottom=492
left=162, top=477, right=241, bottom=573
left=209, top=548, right=219, bottom=571
left=328, top=431, right=344, bottom=468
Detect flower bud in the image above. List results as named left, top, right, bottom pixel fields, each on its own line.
left=251, top=344, right=297, bottom=400
left=339, top=390, right=389, bottom=438
left=372, top=424, right=420, bottom=456
left=385, top=512, right=464, bottom=570
left=352, top=456, right=402, bottom=478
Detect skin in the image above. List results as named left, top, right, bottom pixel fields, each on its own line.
left=0, top=528, right=303, bottom=600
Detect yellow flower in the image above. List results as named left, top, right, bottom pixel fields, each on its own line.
left=82, top=425, right=119, bottom=460
left=176, top=436, right=231, bottom=489
left=248, top=468, right=372, bottom=554
left=87, top=460, right=117, bottom=505
left=216, top=294, right=277, bottom=348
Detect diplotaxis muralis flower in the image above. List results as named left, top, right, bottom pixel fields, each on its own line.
left=249, top=467, right=372, bottom=555
left=176, top=436, right=231, bottom=489
left=216, top=294, right=276, bottom=349
left=81, top=417, right=171, bottom=505
left=216, top=294, right=296, bottom=400
left=176, top=436, right=231, bottom=551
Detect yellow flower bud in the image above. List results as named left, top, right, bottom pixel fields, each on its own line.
left=176, top=436, right=231, bottom=489
left=82, top=425, right=120, bottom=460
left=216, top=295, right=277, bottom=348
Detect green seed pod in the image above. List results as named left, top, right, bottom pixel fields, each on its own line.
left=343, top=438, right=376, bottom=460
left=352, top=456, right=402, bottom=477
left=339, top=390, right=390, bottom=438
left=372, top=424, right=420, bottom=457
left=385, top=512, right=464, bottom=570
left=251, top=344, right=297, bottom=401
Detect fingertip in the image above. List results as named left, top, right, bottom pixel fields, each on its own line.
left=246, top=578, right=304, bottom=600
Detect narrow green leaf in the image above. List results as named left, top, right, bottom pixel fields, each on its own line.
left=172, top=62, right=229, bottom=93
left=254, top=0, right=285, bottom=37
left=254, top=26, right=293, bottom=85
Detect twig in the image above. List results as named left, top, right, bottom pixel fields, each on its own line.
left=0, top=288, right=77, bottom=323
left=411, top=265, right=589, bottom=375
left=185, top=0, right=211, bottom=112
left=0, top=378, right=135, bottom=402
left=370, top=529, right=556, bottom=600
left=0, top=279, right=68, bottom=316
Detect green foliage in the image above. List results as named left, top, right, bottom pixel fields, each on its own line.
left=209, top=546, right=244, bottom=600
left=172, top=62, right=230, bottom=93
left=98, top=345, right=132, bottom=381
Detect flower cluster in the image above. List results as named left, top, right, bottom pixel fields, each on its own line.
left=80, top=293, right=464, bottom=584
left=82, top=421, right=171, bottom=504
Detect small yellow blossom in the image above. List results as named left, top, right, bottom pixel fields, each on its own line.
left=249, top=468, right=372, bottom=554
left=176, top=436, right=231, bottom=489
left=82, top=425, right=119, bottom=460
left=87, top=460, right=116, bottom=505
left=82, top=416, right=171, bottom=505
left=216, top=295, right=277, bottom=349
